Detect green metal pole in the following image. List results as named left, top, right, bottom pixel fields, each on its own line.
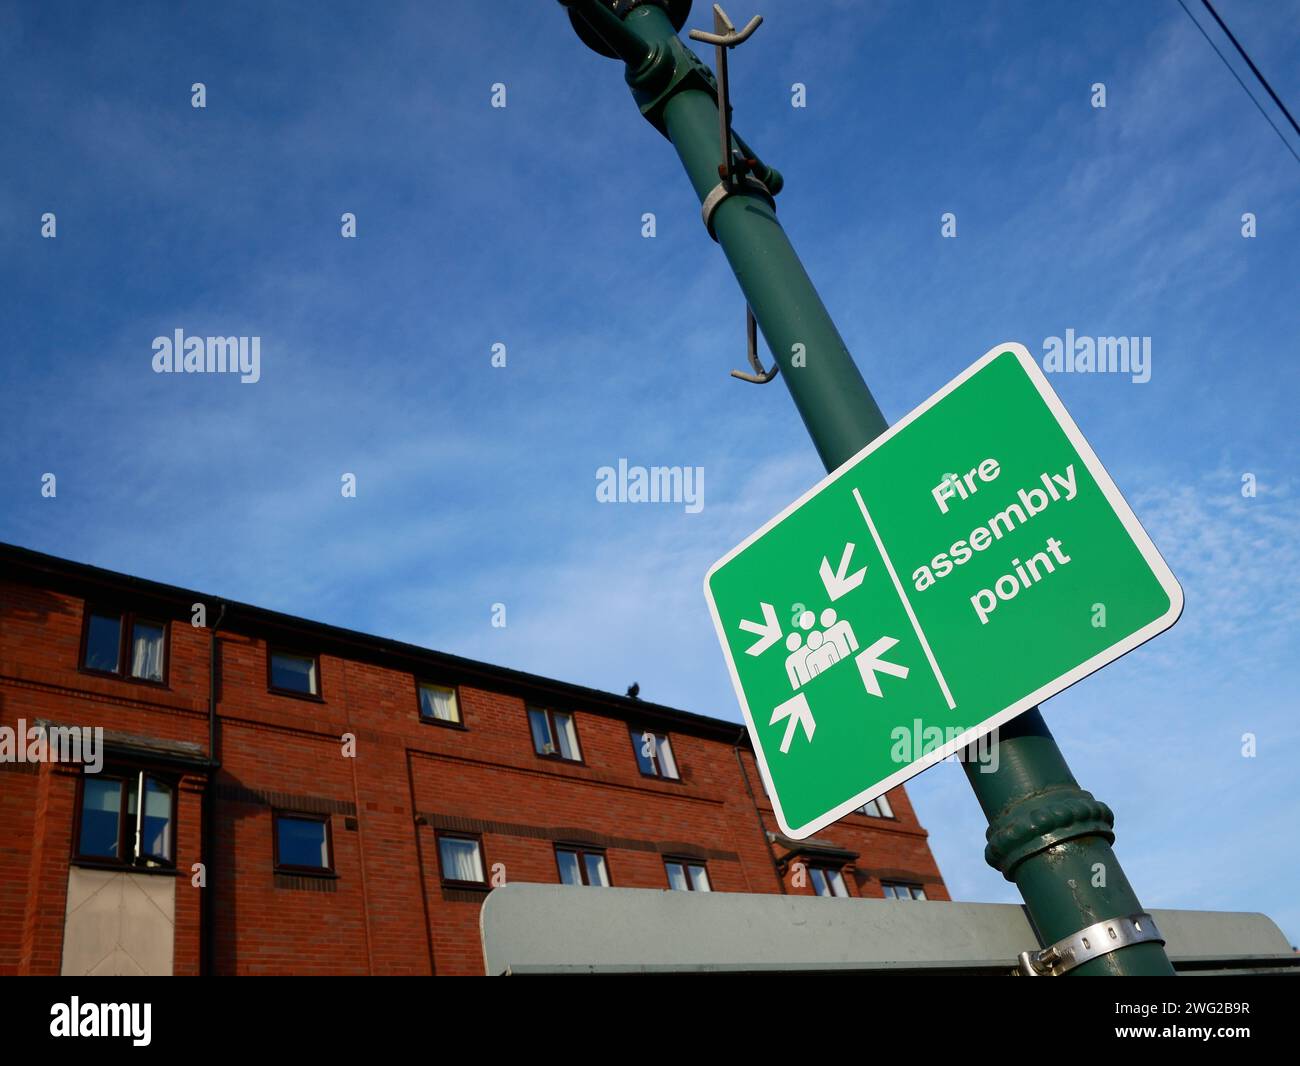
left=561, top=0, right=1173, bottom=975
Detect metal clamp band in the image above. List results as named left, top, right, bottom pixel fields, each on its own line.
left=1015, top=912, right=1164, bottom=976
left=701, top=176, right=772, bottom=241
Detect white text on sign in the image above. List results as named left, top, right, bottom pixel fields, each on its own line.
left=914, top=458, right=1078, bottom=625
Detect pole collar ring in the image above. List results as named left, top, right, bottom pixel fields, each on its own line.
left=983, top=791, right=1115, bottom=879
left=701, top=176, right=774, bottom=241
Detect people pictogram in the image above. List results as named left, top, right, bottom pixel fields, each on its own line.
left=784, top=607, right=859, bottom=691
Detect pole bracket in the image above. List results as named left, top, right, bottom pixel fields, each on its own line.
left=1014, top=912, right=1164, bottom=976
left=701, top=175, right=774, bottom=241
left=691, top=2, right=777, bottom=242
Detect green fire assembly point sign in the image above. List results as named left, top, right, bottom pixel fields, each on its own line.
left=704, top=343, right=1183, bottom=839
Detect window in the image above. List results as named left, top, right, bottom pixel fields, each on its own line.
left=665, top=858, right=711, bottom=892
left=417, top=682, right=461, bottom=725
left=273, top=812, right=333, bottom=874
left=268, top=650, right=319, bottom=697
left=81, top=609, right=167, bottom=683
left=555, top=846, right=610, bottom=887
left=78, top=777, right=126, bottom=860
left=857, top=793, right=894, bottom=818
left=139, top=777, right=173, bottom=861
left=130, top=621, right=166, bottom=681
left=630, top=727, right=679, bottom=780
left=75, top=771, right=175, bottom=868
left=528, top=707, right=581, bottom=761
left=882, top=882, right=927, bottom=900
left=809, top=865, right=849, bottom=897
left=83, top=612, right=121, bottom=673
left=437, top=833, right=486, bottom=886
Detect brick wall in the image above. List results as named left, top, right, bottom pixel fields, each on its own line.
left=0, top=558, right=948, bottom=976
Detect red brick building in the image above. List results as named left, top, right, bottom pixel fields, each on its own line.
left=0, top=543, right=948, bottom=976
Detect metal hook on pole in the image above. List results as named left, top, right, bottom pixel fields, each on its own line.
left=690, top=6, right=776, bottom=384
left=689, top=4, right=762, bottom=47
left=731, top=306, right=779, bottom=384
left=689, top=5, right=763, bottom=186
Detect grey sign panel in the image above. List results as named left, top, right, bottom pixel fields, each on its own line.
left=480, top=884, right=1297, bottom=976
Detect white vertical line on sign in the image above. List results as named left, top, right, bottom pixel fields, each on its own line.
left=852, top=487, right=957, bottom=711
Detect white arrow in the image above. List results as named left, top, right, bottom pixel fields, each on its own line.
left=738, top=602, right=782, bottom=657
left=855, top=636, right=910, bottom=697
left=819, top=542, right=867, bottom=601
left=770, top=692, right=815, bottom=753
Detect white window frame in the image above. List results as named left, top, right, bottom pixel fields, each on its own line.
left=858, top=793, right=894, bottom=818
left=418, top=681, right=461, bottom=724
left=665, top=858, right=711, bottom=892
left=882, top=881, right=927, bottom=900
left=632, top=727, right=680, bottom=780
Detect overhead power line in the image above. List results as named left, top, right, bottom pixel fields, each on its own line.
left=1174, top=0, right=1300, bottom=164
left=1201, top=0, right=1300, bottom=139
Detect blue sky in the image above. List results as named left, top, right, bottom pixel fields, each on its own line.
left=2, top=1, right=1297, bottom=945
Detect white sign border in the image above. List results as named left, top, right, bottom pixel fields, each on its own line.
left=703, top=342, right=1185, bottom=840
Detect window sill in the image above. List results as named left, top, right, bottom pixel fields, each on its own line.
left=532, top=753, right=586, bottom=767
left=76, top=667, right=169, bottom=690
left=419, top=716, right=467, bottom=731
left=71, top=859, right=181, bottom=877
left=637, top=770, right=684, bottom=784
left=267, top=687, right=325, bottom=703
left=273, top=866, right=338, bottom=879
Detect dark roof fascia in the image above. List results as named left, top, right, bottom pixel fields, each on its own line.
left=1, top=542, right=748, bottom=744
